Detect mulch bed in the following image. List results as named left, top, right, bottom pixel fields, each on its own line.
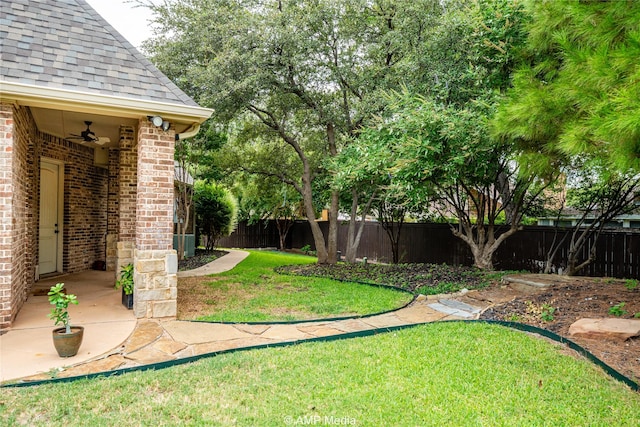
left=178, top=249, right=228, bottom=271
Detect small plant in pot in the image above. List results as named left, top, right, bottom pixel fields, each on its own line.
left=115, top=263, right=134, bottom=309
left=48, top=283, right=83, bottom=358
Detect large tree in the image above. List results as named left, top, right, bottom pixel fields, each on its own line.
left=142, top=0, right=444, bottom=263
left=332, top=0, right=541, bottom=269
left=353, top=91, right=548, bottom=270
left=493, top=0, right=640, bottom=172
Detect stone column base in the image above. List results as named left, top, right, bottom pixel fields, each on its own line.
left=116, top=241, right=134, bottom=276
left=106, top=234, right=118, bottom=271
left=133, top=249, right=178, bottom=319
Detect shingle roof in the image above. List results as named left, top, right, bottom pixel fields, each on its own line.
left=0, top=0, right=198, bottom=107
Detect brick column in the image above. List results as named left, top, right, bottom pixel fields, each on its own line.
left=114, top=126, right=136, bottom=277
left=133, top=119, right=178, bottom=319
left=0, top=105, right=13, bottom=328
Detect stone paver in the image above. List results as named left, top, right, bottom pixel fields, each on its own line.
left=360, top=313, right=410, bottom=329
left=234, top=324, right=272, bottom=335
left=394, top=304, right=449, bottom=323
left=153, top=337, right=188, bottom=355
left=123, top=320, right=164, bottom=353
left=439, top=299, right=482, bottom=314
left=261, top=324, right=314, bottom=340
left=330, top=318, right=376, bottom=333
left=163, top=321, right=253, bottom=344
left=191, top=336, right=278, bottom=355
left=569, top=318, right=640, bottom=342
left=427, top=302, right=475, bottom=319
left=125, top=346, right=176, bottom=364
left=59, top=355, right=127, bottom=378
left=297, top=325, right=349, bottom=338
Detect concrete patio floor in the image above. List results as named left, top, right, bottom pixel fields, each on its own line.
left=1, top=249, right=511, bottom=385
left=0, top=270, right=136, bottom=382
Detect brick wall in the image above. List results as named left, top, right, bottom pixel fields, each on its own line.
left=0, top=105, right=13, bottom=327
left=108, top=125, right=137, bottom=272
left=0, top=104, right=36, bottom=328
left=38, top=133, right=108, bottom=273
left=118, top=126, right=137, bottom=241
left=0, top=102, right=111, bottom=328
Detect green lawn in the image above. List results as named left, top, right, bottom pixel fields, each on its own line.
left=2, top=322, right=639, bottom=426
left=179, top=251, right=414, bottom=322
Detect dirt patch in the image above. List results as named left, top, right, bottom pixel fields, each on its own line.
left=177, top=276, right=250, bottom=319
left=479, top=275, right=640, bottom=382
left=177, top=276, right=319, bottom=321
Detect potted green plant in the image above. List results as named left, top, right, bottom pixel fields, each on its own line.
left=115, top=263, right=134, bottom=309
left=48, top=283, right=83, bottom=357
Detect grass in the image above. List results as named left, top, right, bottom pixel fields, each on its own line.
left=2, top=322, right=639, bottom=426
left=178, top=250, right=414, bottom=322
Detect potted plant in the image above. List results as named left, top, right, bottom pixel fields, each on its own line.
left=48, top=283, right=83, bottom=357
left=115, top=263, right=134, bottom=309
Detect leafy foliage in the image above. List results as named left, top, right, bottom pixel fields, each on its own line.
left=47, top=283, right=78, bottom=334
left=330, top=0, right=538, bottom=270
left=493, top=0, right=640, bottom=172
left=194, top=182, right=238, bottom=250
left=143, top=0, right=451, bottom=263
left=609, top=302, right=628, bottom=317
left=115, top=264, right=134, bottom=295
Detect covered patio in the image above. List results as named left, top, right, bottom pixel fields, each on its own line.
left=0, top=0, right=212, bottom=330
left=0, top=270, right=135, bottom=382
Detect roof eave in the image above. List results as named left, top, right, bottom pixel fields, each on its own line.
left=0, top=80, right=213, bottom=124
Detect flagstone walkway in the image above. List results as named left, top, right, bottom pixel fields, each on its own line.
left=7, top=253, right=528, bottom=384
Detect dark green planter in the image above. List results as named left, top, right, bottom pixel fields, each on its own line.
left=52, top=326, right=84, bottom=357
left=122, top=290, right=133, bottom=309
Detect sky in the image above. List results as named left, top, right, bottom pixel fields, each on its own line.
left=85, top=0, right=155, bottom=49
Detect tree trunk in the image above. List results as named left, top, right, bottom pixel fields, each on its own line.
left=345, top=190, right=375, bottom=263
left=324, top=123, right=340, bottom=264
left=275, top=217, right=293, bottom=251
left=299, top=168, right=328, bottom=262
left=451, top=221, right=520, bottom=271
left=469, top=244, right=495, bottom=270
left=326, top=190, right=340, bottom=264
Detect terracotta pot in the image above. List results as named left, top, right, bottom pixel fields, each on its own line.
left=52, top=326, right=84, bottom=357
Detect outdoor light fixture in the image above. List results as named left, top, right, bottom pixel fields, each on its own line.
left=149, top=115, right=163, bottom=126
left=148, top=115, right=171, bottom=131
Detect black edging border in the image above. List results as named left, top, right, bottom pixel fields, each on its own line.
left=2, top=320, right=637, bottom=391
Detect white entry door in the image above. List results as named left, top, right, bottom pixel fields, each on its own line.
left=39, top=161, right=62, bottom=275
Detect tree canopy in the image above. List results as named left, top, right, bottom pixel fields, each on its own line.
left=331, top=0, right=537, bottom=269
left=144, top=0, right=447, bottom=263
left=493, top=0, right=640, bottom=172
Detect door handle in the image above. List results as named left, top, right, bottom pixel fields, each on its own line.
left=54, top=224, right=59, bottom=234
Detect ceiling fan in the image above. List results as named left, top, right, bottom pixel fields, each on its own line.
left=66, top=121, right=110, bottom=145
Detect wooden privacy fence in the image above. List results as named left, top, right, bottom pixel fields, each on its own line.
left=218, top=220, right=640, bottom=279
